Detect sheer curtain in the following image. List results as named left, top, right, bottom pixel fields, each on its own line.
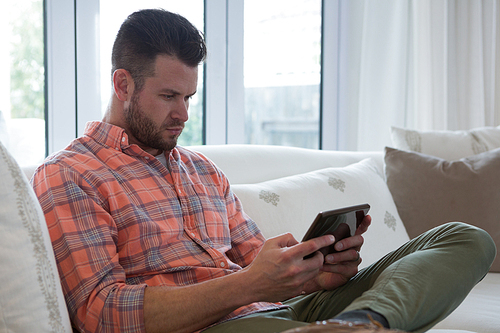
left=337, top=0, right=500, bottom=151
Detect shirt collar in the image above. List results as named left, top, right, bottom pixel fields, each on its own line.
left=83, top=121, right=178, bottom=158
left=84, top=121, right=129, bottom=151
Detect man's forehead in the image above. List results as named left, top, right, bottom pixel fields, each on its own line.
left=147, top=55, right=198, bottom=89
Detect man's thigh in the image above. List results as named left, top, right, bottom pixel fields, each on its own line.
left=282, top=276, right=373, bottom=323
left=204, top=282, right=369, bottom=333
left=202, top=309, right=308, bottom=333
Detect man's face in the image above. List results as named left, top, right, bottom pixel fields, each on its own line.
left=124, top=55, right=198, bottom=155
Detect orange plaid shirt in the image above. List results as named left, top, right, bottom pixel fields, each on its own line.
left=32, top=121, right=282, bottom=333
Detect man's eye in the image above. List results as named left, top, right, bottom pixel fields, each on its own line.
left=162, top=95, right=174, bottom=100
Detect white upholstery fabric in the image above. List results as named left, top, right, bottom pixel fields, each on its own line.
left=231, top=159, right=410, bottom=269
left=0, top=141, right=72, bottom=332
left=432, top=273, right=500, bottom=333
left=429, top=331, right=481, bottom=333
left=190, top=144, right=384, bottom=185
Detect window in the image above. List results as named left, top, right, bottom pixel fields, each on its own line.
left=37, top=1, right=500, bottom=161
left=243, top=0, right=322, bottom=148
left=0, top=0, right=45, bottom=167
left=99, top=0, right=205, bottom=146
left=45, top=1, right=341, bottom=159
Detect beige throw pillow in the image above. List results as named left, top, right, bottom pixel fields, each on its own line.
left=384, top=147, right=500, bottom=272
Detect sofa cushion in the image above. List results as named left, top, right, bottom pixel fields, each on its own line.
left=232, top=158, right=410, bottom=268
left=384, top=147, right=500, bottom=272
left=390, top=125, right=500, bottom=160
left=0, top=141, right=72, bottom=332
left=431, top=273, right=500, bottom=332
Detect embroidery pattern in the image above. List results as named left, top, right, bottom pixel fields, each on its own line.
left=328, top=177, right=345, bottom=192
left=259, top=190, right=280, bottom=206
left=1, top=144, right=66, bottom=332
left=405, top=130, right=422, bottom=152
left=384, top=211, right=397, bottom=231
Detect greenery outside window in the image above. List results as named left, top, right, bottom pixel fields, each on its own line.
left=0, top=0, right=45, bottom=167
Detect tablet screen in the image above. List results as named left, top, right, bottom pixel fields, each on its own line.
left=302, top=203, right=370, bottom=256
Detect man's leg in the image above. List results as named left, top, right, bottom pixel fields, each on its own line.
left=204, top=222, right=495, bottom=333
left=289, top=222, right=495, bottom=332
left=201, top=311, right=308, bottom=333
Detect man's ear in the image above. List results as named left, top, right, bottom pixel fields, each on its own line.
left=112, top=69, right=134, bottom=102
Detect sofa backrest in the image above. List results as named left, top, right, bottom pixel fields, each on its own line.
left=22, top=145, right=384, bottom=183
left=189, top=144, right=385, bottom=184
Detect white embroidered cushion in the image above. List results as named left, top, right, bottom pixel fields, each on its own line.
left=232, top=159, right=410, bottom=269
left=391, top=125, right=500, bottom=160
left=0, top=141, right=72, bottom=332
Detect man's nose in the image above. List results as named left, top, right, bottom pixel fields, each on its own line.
left=171, top=99, right=189, bottom=122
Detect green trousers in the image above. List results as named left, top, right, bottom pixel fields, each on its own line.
left=204, top=222, right=496, bottom=333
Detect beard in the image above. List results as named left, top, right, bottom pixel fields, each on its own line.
left=124, top=92, right=184, bottom=153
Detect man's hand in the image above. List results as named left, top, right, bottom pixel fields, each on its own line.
left=238, top=215, right=371, bottom=304
left=242, top=232, right=336, bottom=302
left=305, top=214, right=372, bottom=292
left=144, top=216, right=369, bottom=333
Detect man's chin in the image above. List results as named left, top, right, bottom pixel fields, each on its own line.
left=159, top=137, right=179, bottom=152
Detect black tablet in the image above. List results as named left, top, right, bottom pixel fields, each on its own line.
left=302, top=203, right=370, bottom=257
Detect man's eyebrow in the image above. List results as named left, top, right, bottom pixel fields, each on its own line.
left=159, top=88, right=197, bottom=97
left=159, top=88, right=180, bottom=95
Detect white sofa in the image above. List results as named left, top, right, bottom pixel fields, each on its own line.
left=1, top=129, right=499, bottom=332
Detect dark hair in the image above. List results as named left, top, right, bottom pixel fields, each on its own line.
left=111, top=9, right=207, bottom=91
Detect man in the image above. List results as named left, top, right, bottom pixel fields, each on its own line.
left=32, top=8, right=495, bottom=333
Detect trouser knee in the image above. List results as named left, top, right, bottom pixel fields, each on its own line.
left=435, top=222, right=496, bottom=270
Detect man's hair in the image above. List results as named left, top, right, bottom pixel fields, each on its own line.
left=111, top=9, right=207, bottom=91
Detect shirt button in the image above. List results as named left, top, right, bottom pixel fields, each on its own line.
left=145, top=156, right=149, bottom=160
left=220, top=262, right=226, bottom=268
left=191, top=233, right=195, bottom=237
left=122, top=137, right=126, bottom=142
left=115, top=147, right=119, bottom=151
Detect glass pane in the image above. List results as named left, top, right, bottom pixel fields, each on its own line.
left=244, top=0, right=322, bottom=149
left=0, top=0, right=45, bottom=167
left=99, top=1, right=204, bottom=146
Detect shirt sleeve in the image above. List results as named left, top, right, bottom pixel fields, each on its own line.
left=32, top=161, right=147, bottom=333
left=222, top=177, right=266, bottom=268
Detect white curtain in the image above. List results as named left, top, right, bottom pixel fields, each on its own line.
left=337, top=0, right=500, bottom=151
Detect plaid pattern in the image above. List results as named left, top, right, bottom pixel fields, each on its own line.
left=32, top=121, right=281, bottom=333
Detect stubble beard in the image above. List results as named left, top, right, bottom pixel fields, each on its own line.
left=124, top=92, right=183, bottom=153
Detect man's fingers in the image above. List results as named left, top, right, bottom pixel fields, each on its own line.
left=355, top=215, right=371, bottom=236
left=334, top=234, right=364, bottom=252
left=325, top=248, right=361, bottom=264
left=264, top=233, right=332, bottom=266
left=296, top=234, right=335, bottom=258
left=320, top=258, right=360, bottom=277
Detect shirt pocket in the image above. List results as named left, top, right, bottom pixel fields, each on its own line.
left=189, top=182, right=231, bottom=249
